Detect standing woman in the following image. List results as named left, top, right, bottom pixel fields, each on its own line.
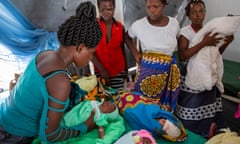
left=125, top=0, right=181, bottom=112
left=0, top=2, right=102, bottom=143
left=92, top=0, right=128, bottom=89
left=175, top=0, right=234, bottom=138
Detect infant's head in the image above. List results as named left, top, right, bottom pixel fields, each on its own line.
left=99, top=101, right=119, bottom=121
left=99, top=101, right=116, bottom=113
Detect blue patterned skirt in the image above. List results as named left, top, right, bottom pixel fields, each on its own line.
left=134, top=52, right=180, bottom=112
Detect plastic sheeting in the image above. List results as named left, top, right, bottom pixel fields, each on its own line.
left=0, top=0, right=59, bottom=89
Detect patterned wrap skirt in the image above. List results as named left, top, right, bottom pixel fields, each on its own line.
left=134, top=52, right=181, bottom=112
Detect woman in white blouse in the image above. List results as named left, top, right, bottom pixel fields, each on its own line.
left=125, top=0, right=181, bottom=112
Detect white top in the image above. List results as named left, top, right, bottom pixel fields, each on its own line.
left=178, top=25, right=195, bottom=42
left=184, top=16, right=240, bottom=92
left=128, top=16, right=179, bottom=56
left=179, top=17, right=240, bottom=92
left=180, top=20, right=230, bottom=92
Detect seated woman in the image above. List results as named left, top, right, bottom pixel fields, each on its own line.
left=113, top=91, right=187, bottom=142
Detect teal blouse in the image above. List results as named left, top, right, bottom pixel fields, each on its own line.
left=0, top=55, right=87, bottom=142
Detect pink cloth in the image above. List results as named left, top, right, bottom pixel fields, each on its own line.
left=235, top=76, right=240, bottom=119
left=235, top=104, right=240, bottom=119
left=134, top=129, right=156, bottom=144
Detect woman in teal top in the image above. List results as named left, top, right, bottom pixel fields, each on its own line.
left=0, top=1, right=102, bottom=143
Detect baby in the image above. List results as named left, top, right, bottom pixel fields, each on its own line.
left=91, top=100, right=119, bottom=138
left=113, top=92, right=187, bottom=142
left=61, top=100, right=124, bottom=143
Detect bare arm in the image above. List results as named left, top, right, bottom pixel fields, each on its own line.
left=41, top=74, right=96, bottom=142
left=98, top=126, right=105, bottom=138
left=124, top=31, right=141, bottom=64
left=178, top=32, right=223, bottom=61
left=121, top=27, right=129, bottom=80
left=91, top=54, right=110, bottom=85
left=219, top=35, right=234, bottom=54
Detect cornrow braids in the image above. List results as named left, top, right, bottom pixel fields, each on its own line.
left=97, top=0, right=115, bottom=8
left=185, top=0, right=205, bottom=17
left=57, top=1, right=102, bottom=48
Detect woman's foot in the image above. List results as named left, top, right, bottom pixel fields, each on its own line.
left=208, top=122, right=217, bottom=139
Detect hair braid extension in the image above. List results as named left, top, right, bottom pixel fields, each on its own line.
left=57, top=1, right=102, bottom=48
left=76, top=1, right=96, bottom=21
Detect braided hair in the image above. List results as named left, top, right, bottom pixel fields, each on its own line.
left=185, top=0, right=205, bottom=17
left=57, top=1, right=102, bottom=48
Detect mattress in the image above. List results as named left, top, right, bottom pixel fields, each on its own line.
left=222, top=59, right=240, bottom=97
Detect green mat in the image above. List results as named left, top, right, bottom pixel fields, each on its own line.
left=222, top=59, right=240, bottom=97
left=32, top=120, right=206, bottom=144
left=156, top=130, right=206, bottom=144
left=124, top=120, right=206, bottom=144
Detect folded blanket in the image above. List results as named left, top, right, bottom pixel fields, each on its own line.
left=185, top=16, right=240, bottom=92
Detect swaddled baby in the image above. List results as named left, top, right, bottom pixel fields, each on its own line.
left=113, top=92, right=187, bottom=142
left=61, top=99, right=123, bottom=144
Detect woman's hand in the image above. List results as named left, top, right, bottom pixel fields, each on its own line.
left=100, top=69, right=110, bottom=86
left=219, top=34, right=234, bottom=54
left=134, top=51, right=142, bottom=65
left=201, top=32, right=223, bottom=47
left=224, top=34, right=234, bottom=45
